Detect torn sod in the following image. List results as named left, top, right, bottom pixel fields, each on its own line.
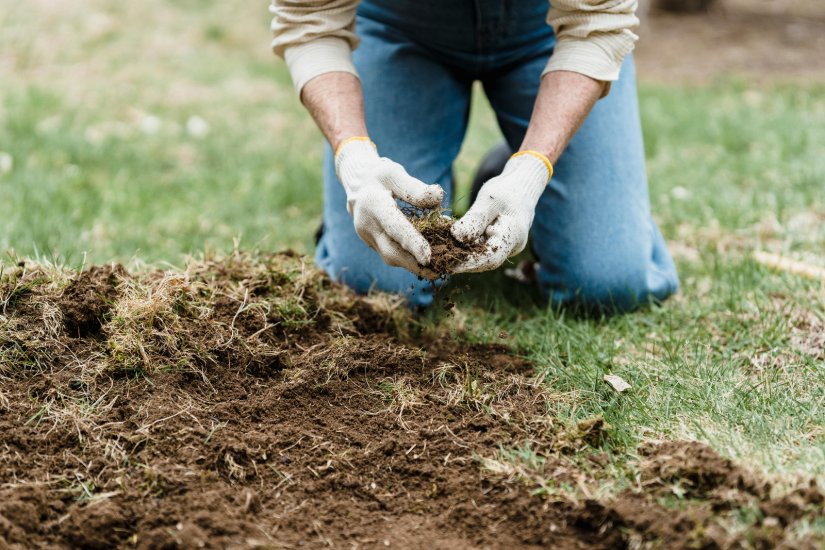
left=1, top=253, right=823, bottom=549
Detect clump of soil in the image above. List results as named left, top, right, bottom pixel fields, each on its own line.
left=0, top=252, right=822, bottom=549
left=405, top=208, right=487, bottom=278
left=639, top=440, right=766, bottom=499
left=58, top=264, right=126, bottom=337
left=581, top=441, right=825, bottom=548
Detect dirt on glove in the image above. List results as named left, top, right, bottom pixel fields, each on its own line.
left=405, top=208, right=488, bottom=278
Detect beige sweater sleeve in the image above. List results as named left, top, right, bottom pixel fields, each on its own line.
left=270, top=0, right=362, bottom=93
left=544, top=0, right=639, bottom=84
left=271, top=0, right=638, bottom=95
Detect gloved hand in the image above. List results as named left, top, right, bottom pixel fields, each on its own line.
left=451, top=151, right=552, bottom=273
left=335, top=137, right=444, bottom=278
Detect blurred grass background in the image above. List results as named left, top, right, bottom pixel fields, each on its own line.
left=1, top=0, right=824, bottom=485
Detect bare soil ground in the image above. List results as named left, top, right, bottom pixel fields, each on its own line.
left=636, top=0, right=825, bottom=82
left=1, top=253, right=822, bottom=548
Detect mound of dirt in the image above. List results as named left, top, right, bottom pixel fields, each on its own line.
left=0, top=253, right=822, bottom=549
left=405, top=209, right=487, bottom=278
left=579, top=441, right=825, bottom=549
left=58, top=264, right=126, bottom=337
left=639, top=439, right=766, bottom=498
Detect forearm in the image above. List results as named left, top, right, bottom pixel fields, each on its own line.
left=519, top=71, right=603, bottom=164
left=301, top=72, right=368, bottom=152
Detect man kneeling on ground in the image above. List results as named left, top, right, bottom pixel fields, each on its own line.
left=270, top=0, right=679, bottom=312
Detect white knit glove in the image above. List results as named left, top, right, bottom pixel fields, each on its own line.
left=335, top=138, right=444, bottom=277
left=452, top=151, right=552, bottom=273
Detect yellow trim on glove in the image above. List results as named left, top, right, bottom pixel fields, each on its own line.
left=334, top=136, right=375, bottom=157
left=512, top=150, right=554, bottom=183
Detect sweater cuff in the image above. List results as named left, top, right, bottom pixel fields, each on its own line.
left=542, top=32, right=637, bottom=97
left=283, top=36, right=359, bottom=95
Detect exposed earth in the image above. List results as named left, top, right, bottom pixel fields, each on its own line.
left=636, top=0, right=825, bottom=82
left=1, top=253, right=822, bottom=548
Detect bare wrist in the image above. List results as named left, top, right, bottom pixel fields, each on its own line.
left=519, top=71, right=603, bottom=164
left=301, top=72, right=369, bottom=152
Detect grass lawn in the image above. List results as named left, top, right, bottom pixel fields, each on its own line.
left=2, top=0, right=823, bottom=504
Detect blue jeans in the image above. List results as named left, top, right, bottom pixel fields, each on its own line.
left=315, top=0, right=679, bottom=312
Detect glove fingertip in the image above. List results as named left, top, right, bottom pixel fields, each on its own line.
left=416, top=243, right=431, bottom=266
left=410, top=184, right=444, bottom=209
left=402, top=232, right=431, bottom=266
left=452, top=259, right=482, bottom=275
left=451, top=218, right=478, bottom=244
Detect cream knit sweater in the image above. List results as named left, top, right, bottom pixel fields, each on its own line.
left=271, top=1, right=639, bottom=95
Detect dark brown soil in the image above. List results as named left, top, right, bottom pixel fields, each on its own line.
left=0, top=253, right=822, bottom=549
left=58, top=264, right=126, bottom=337
left=639, top=439, right=766, bottom=499
left=406, top=209, right=487, bottom=278
left=592, top=440, right=825, bottom=549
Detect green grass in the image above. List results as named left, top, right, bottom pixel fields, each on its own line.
left=1, top=1, right=823, bottom=486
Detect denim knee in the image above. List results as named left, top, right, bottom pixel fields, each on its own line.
left=539, top=251, right=671, bottom=313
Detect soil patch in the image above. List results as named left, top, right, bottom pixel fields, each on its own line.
left=639, top=439, right=766, bottom=499
left=57, top=264, right=126, bottom=337
left=405, top=209, right=487, bottom=278
left=585, top=440, right=825, bottom=548
left=0, top=253, right=822, bottom=549
left=636, top=1, right=825, bottom=83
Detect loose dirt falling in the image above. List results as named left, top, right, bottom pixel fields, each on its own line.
left=0, top=252, right=822, bottom=549
left=405, top=209, right=487, bottom=278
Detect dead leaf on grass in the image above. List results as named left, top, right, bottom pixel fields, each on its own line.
left=603, top=374, right=632, bottom=393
